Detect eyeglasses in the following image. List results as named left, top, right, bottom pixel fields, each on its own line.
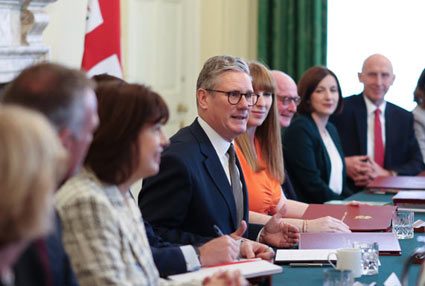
left=277, top=96, right=301, bottom=106
left=206, top=89, right=259, bottom=106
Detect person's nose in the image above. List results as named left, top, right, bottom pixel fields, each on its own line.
left=160, top=130, right=170, bottom=147
left=324, top=90, right=333, bottom=100
left=376, top=75, right=383, bottom=85
left=287, top=100, right=297, bottom=112
left=237, top=94, right=250, bottom=109
left=256, top=95, right=265, bottom=107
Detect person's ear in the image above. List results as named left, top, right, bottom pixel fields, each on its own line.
left=197, top=88, right=209, bottom=110
left=390, top=74, right=396, bottom=85
left=57, top=128, right=74, bottom=152
left=357, top=72, right=363, bottom=83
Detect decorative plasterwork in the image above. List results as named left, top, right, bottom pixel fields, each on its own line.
left=0, top=0, right=57, bottom=82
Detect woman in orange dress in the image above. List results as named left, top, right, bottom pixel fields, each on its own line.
left=235, top=62, right=350, bottom=233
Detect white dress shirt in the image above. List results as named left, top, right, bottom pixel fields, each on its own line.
left=320, top=129, right=343, bottom=195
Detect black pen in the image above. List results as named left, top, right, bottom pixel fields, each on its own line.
left=213, top=224, right=224, bottom=237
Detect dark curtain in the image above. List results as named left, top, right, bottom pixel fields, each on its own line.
left=258, top=0, right=327, bottom=82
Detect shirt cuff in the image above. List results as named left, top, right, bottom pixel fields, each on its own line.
left=256, top=227, right=264, bottom=242
left=180, top=245, right=201, bottom=271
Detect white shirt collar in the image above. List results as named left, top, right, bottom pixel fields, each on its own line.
left=363, top=94, right=387, bottom=115
left=197, top=116, right=232, bottom=157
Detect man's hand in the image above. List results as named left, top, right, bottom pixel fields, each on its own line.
left=260, top=209, right=300, bottom=248
left=203, top=270, right=248, bottom=286
left=240, top=239, right=275, bottom=261
left=345, top=156, right=374, bottom=186
left=305, top=217, right=351, bottom=233
left=198, top=236, right=239, bottom=266
left=198, top=222, right=247, bottom=266
left=230, top=220, right=247, bottom=240
left=369, top=159, right=394, bottom=177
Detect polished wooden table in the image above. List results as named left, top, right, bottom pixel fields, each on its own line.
left=271, top=191, right=424, bottom=285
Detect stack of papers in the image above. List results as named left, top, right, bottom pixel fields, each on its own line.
left=326, top=200, right=390, bottom=206
left=168, top=259, right=282, bottom=282
left=275, top=249, right=335, bottom=265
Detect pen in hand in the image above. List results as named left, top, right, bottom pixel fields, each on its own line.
left=213, top=224, right=224, bottom=237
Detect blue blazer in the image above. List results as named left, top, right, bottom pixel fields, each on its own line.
left=139, top=119, right=256, bottom=245
left=283, top=114, right=352, bottom=203
left=331, top=94, right=424, bottom=176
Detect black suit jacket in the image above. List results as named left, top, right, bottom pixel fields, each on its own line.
left=282, top=169, right=297, bottom=200
left=283, top=114, right=352, bottom=203
left=331, top=94, right=424, bottom=178
left=14, top=213, right=78, bottom=286
left=139, top=119, right=257, bottom=245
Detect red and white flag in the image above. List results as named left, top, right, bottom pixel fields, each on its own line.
left=81, top=0, right=123, bottom=78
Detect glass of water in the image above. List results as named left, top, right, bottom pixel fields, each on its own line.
left=392, top=210, right=414, bottom=239
left=352, top=241, right=379, bottom=275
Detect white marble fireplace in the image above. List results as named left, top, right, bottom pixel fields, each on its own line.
left=0, top=0, right=56, bottom=83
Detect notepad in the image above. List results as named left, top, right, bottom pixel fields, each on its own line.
left=168, top=259, right=282, bottom=282
left=275, top=249, right=335, bottom=264
left=325, top=200, right=390, bottom=206
left=299, top=232, right=401, bottom=256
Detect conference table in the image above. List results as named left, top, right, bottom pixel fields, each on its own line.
left=271, top=191, right=424, bottom=285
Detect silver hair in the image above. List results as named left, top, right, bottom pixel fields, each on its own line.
left=196, top=55, right=251, bottom=90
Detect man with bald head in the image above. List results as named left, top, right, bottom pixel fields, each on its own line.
left=271, top=71, right=300, bottom=200
left=331, top=54, right=424, bottom=190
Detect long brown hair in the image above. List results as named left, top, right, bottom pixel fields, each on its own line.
left=236, top=61, right=284, bottom=183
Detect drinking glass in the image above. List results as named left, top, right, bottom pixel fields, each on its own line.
left=352, top=241, right=379, bottom=275
left=392, top=210, right=414, bottom=239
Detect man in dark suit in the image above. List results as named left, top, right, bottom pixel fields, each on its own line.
left=331, top=54, right=424, bottom=190
left=140, top=55, right=300, bottom=252
left=271, top=70, right=301, bottom=200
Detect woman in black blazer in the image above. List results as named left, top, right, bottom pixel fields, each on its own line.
left=283, top=66, right=353, bottom=203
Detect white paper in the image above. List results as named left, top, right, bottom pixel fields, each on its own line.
left=384, top=272, right=401, bottom=286
left=168, top=259, right=282, bottom=282
left=275, top=249, right=336, bottom=262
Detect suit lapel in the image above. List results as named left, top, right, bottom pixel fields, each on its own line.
left=189, top=120, right=238, bottom=227
left=354, top=94, right=368, bottom=154
left=308, top=115, right=331, bottom=181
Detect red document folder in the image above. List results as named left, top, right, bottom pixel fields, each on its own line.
left=299, top=232, right=401, bottom=255
left=302, top=204, right=397, bottom=232
left=392, top=191, right=425, bottom=209
left=367, top=176, right=425, bottom=193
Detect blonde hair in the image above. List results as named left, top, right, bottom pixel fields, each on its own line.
left=0, top=106, right=67, bottom=246
left=236, top=61, right=284, bottom=183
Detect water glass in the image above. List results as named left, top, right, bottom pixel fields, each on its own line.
left=352, top=241, right=379, bottom=275
left=392, top=210, right=414, bottom=239
left=323, top=269, right=353, bottom=286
